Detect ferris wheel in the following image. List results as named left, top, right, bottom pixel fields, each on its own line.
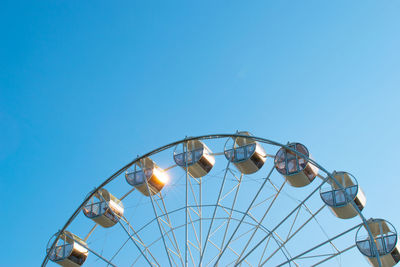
left=43, top=132, right=400, bottom=267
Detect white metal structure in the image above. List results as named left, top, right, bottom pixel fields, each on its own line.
left=43, top=133, right=397, bottom=267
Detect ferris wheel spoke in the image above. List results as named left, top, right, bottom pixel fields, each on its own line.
left=215, top=165, right=275, bottom=264
left=260, top=204, right=326, bottom=266
left=206, top=239, right=252, bottom=267
left=158, top=192, right=185, bottom=266
left=276, top=222, right=362, bottom=266
left=310, top=244, right=356, bottom=266
left=147, top=190, right=184, bottom=263
left=301, top=203, right=341, bottom=254
left=285, top=205, right=302, bottom=240
left=225, top=247, right=254, bottom=267
left=186, top=175, right=203, bottom=266
left=236, top=175, right=330, bottom=265
left=120, top=215, right=160, bottom=266
left=130, top=253, right=144, bottom=267
left=236, top=179, right=286, bottom=262
left=187, top=206, right=202, bottom=252
left=185, top=200, right=201, bottom=266
left=247, top=193, right=276, bottom=212
left=219, top=173, right=243, bottom=255
left=120, top=187, right=136, bottom=201
left=219, top=181, right=241, bottom=203
left=188, top=240, right=200, bottom=251
left=166, top=249, right=181, bottom=267
left=261, top=230, right=299, bottom=267
left=145, top=182, right=174, bottom=267
left=187, top=240, right=196, bottom=267
left=205, top=240, right=223, bottom=266
left=198, top=159, right=231, bottom=266
left=297, top=251, right=346, bottom=260
left=109, top=236, right=130, bottom=263
left=84, top=224, right=98, bottom=241
left=258, top=233, right=273, bottom=266
left=188, top=177, right=201, bottom=213
left=116, top=216, right=156, bottom=266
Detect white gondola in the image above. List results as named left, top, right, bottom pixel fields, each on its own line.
left=47, top=231, right=88, bottom=267
left=274, top=142, right=318, bottom=187
left=224, top=131, right=266, bottom=174
left=82, top=188, right=124, bottom=228
left=173, top=139, right=215, bottom=178
left=320, top=171, right=366, bottom=219
left=125, top=157, right=168, bottom=196
left=356, top=218, right=400, bottom=267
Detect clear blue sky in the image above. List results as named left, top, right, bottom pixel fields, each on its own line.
left=1, top=0, right=400, bottom=266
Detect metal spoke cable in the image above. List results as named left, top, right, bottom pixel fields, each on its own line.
left=215, top=165, right=275, bottom=264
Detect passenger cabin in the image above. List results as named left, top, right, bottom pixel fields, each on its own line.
left=125, top=157, right=168, bottom=196
left=320, top=171, right=366, bottom=219
left=274, top=142, right=318, bottom=187
left=356, top=218, right=400, bottom=267
left=82, top=188, right=124, bottom=228
left=173, top=140, right=215, bottom=178
left=47, top=231, right=88, bottom=267
left=224, top=131, right=266, bottom=174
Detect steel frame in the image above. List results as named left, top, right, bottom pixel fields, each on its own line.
left=42, top=134, right=382, bottom=267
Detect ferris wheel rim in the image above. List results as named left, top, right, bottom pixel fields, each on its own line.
left=42, top=133, right=383, bottom=267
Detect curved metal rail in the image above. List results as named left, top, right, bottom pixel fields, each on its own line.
left=42, top=133, right=383, bottom=267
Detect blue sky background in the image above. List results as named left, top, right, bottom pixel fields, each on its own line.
left=1, top=0, right=400, bottom=266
